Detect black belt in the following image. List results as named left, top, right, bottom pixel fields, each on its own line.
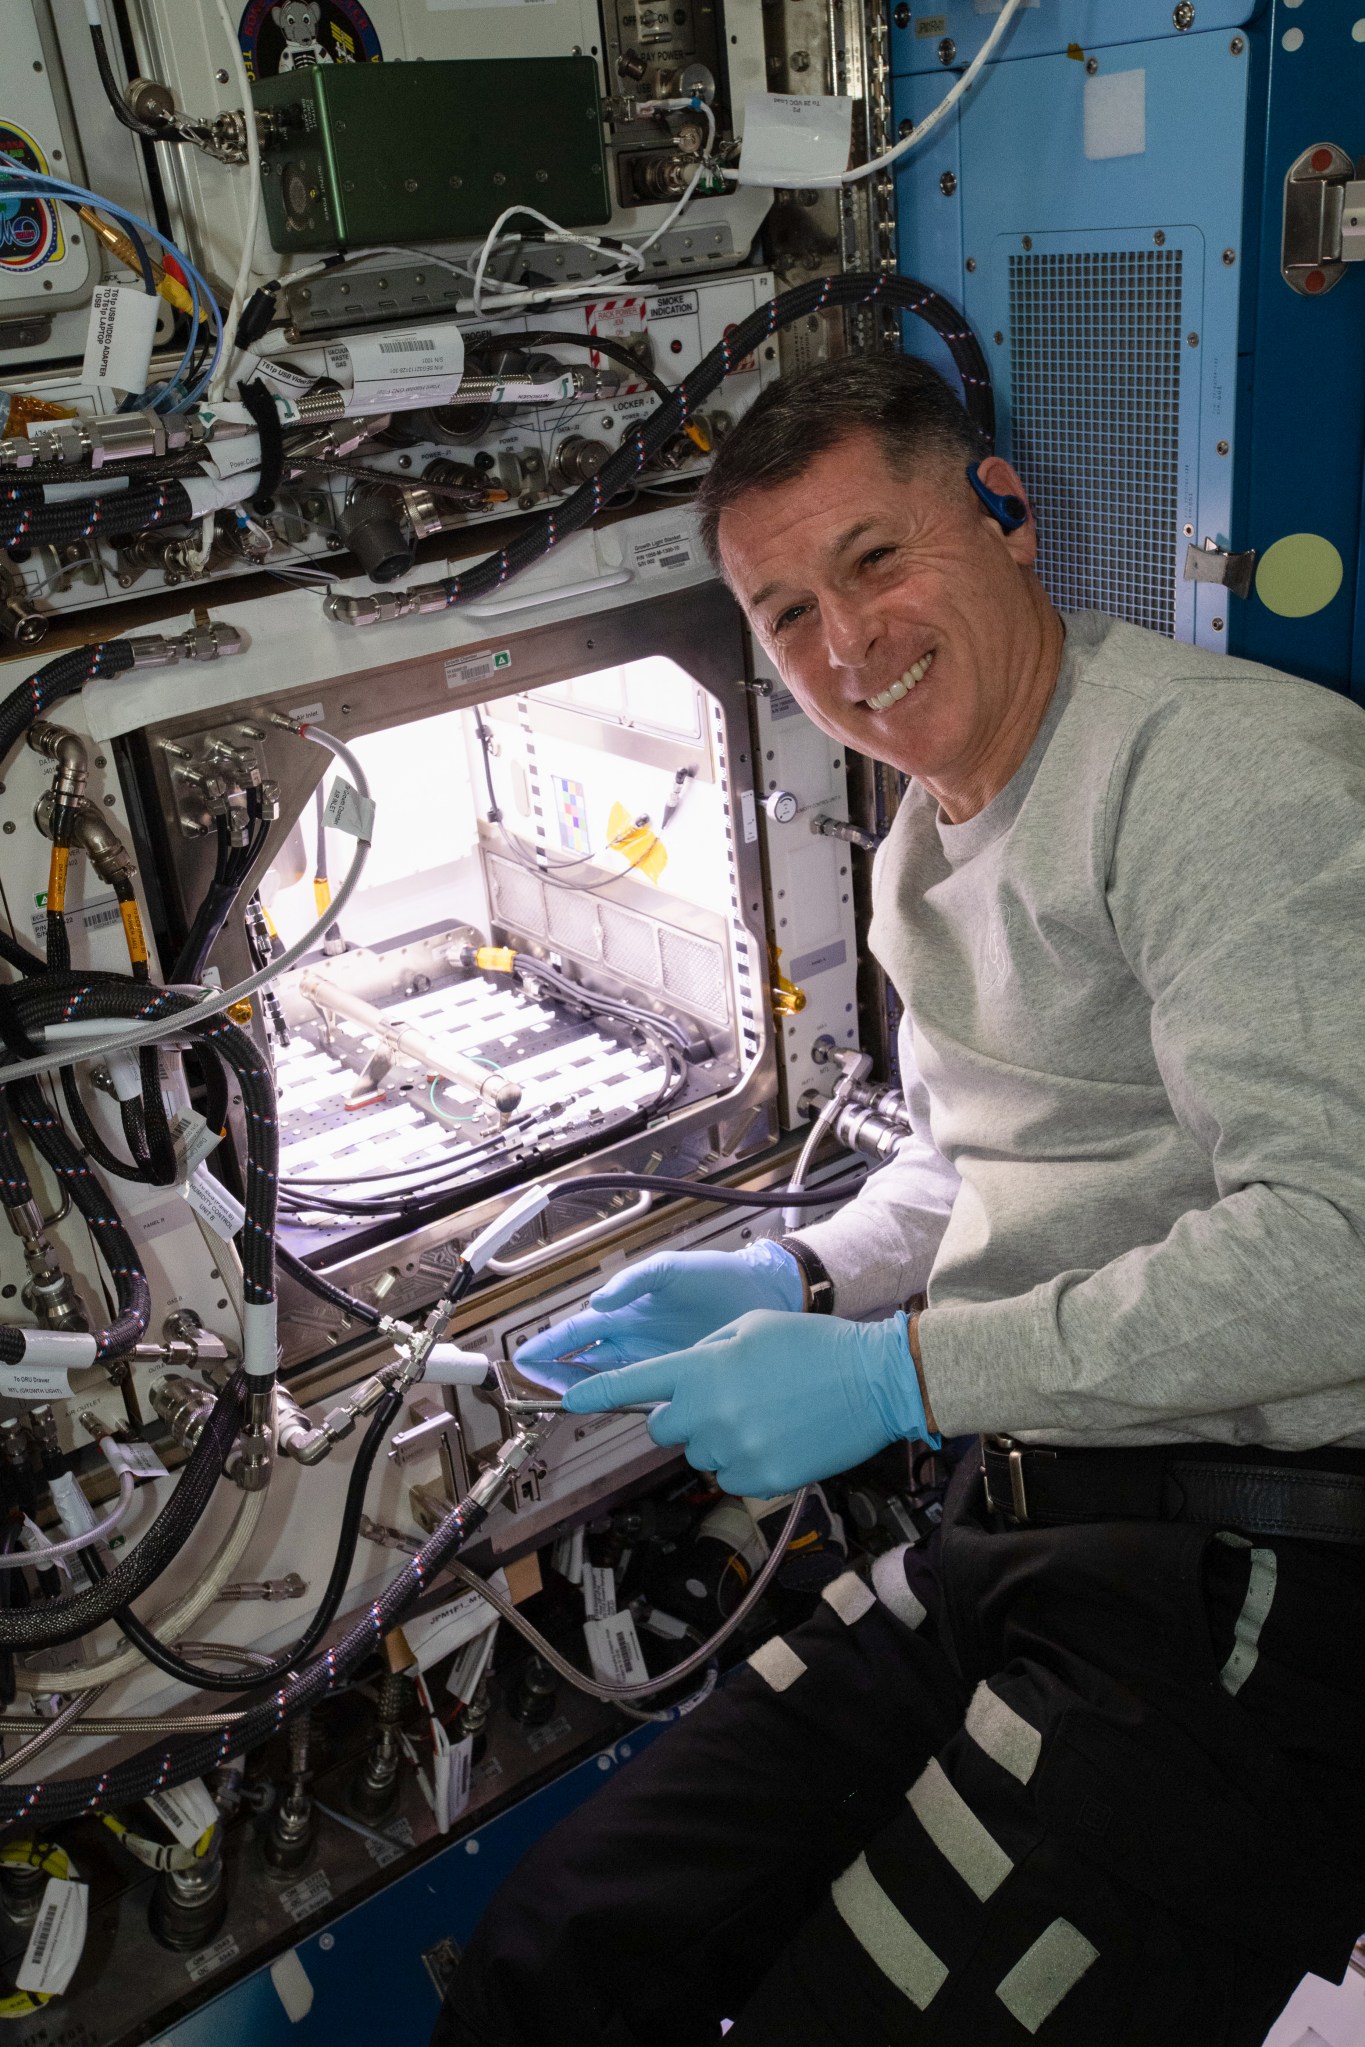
left=980, top=1435, right=1365, bottom=1546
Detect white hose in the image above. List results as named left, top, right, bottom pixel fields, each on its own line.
left=772, top=0, right=1026, bottom=190
left=0, top=1473, right=136, bottom=1569
left=211, top=0, right=263, bottom=399
left=0, top=727, right=371, bottom=1087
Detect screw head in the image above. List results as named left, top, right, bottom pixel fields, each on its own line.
left=965, top=256, right=977, bottom=272
left=1154, top=229, right=1167, bottom=246
left=1021, top=234, right=1033, bottom=250
left=1222, top=247, right=1237, bottom=265
left=898, top=118, right=914, bottom=140
left=993, top=329, right=1004, bottom=345
left=215, top=67, right=230, bottom=83
left=1173, top=0, right=1195, bottom=29
left=893, top=1, right=910, bottom=23
left=1216, top=439, right=1229, bottom=456
left=1230, top=34, right=1245, bottom=54
left=939, top=170, right=957, bottom=196
left=1211, top=616, right=1225, bottom=631
left=938, top=36, right=956, bottom=65
left=1187, top=331, right=1199, bottom=346
left=1, top=822, right=13, bottom=837
left=1086, top=55, right=1099, bottom=74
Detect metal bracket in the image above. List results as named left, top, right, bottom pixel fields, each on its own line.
left=1182, top=537, right=1256, bottom=600
left=1282, top=141, right=1365, bottom=297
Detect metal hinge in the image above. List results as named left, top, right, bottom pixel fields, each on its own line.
left=1282, top=142, right=1365, bottom=297
left=1182, top=537, right=1256, bottom=600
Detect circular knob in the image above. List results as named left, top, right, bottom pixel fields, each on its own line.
left=764, top=789, right=799, bottom=824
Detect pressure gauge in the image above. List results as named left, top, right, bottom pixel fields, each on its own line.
left=764, top=789, right=799, bottom=824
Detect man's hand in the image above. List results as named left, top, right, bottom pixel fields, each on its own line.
left=561, top=1308, right=940, bottom=1498
left=513, top=1240, right=804, bottom=1393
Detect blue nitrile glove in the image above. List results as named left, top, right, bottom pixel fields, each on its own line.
left=512, top=1240, right=803, bottom=1395
left=561, top=1308, right=939, bottom=1499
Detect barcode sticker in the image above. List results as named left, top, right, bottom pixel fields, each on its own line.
left=169, top=1107, right=220, bottom=1176
left=16, top=1879, right=88, bottom=1996
left=341, top=324, right=465, bottom=409
left=147, top=1776, right=219, bottom=1849
left=322, top=777, right=376, bottom=841
left=583, top=1564, right=616, bottom=1618
left=630, top=528, right=697, bottom=578
left=184, top=1165, right=246, bottom=1242
left=584, top=1609, right=646, bottom=1686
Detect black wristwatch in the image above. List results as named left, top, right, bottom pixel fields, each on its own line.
left=780, top=1236, right=835, bottom=1315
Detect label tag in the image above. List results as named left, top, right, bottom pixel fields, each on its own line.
left=16, top=1879, right=88, bottom=1997
left=551, top=1524, right=585, bottom=1586
left=630, top=528, right=696, bottom=578
left=739, top=789, right=758, bottom=844
left=279, top=1870, right=333, bottom=1924
left=185, top=1930, right=240, bottom=1983
left=404, top=1572, right=507, bottom=1672
left=446, top=1733, right=474, bottom=1823
left=194, top=402, right=264, bottom=481
left=322, top=777, right=376, bottom=841
left=169, top=1107, right=220, bottom=1177
left=737, top=93, right=854, bottom=188
left=0, top=1361, right=73, bottom=1403
left=646, top=290, right=699, bottom=321
left=81, top=284, right=158, bottom=395
left=49, top=1471, right=98, bottom=1540
left=286, top=701, right=327, bottom=726
left=30, top=890, right=121, bottom=946
left=444, top=648, right=511, bottom=692
left=146, top=1777, right=218, bottom=1849
left=445, top=1620, right=496, bottom=1704
left=584, top=1609, right=646, bottom=1686
left=101, top=1438, right=170, bottom=1483
left=184, top=1165, right=246, bottom=1242
left=243, top=353, right=314, bottom=394
left=330, top=324, right=466, bottom=410
left=583, top=1564, right=616, bottom=1618
left=183, top=471, right=261, bottom=516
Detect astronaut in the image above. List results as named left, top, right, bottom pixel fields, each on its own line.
left=435, top=353, right=1365, bottom=2046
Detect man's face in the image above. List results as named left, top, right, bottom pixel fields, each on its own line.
left=717, top=432, right=1047, bottom=803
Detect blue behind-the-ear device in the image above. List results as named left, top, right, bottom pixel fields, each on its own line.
left=966, top=463, right=1029, bottom=532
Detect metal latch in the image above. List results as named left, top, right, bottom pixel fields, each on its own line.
left=1182, top=537, right=1256, bottom=600
left=1282, top=141, right=1365, bottom=296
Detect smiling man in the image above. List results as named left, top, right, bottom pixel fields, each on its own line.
left=433, top=355, right=1365, bottom=2047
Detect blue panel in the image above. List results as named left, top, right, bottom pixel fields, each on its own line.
left=1231, top=2, right=1365, bottom=696
left=894, top=28, right=1251, bottom=651
left=149, top=1733, right=654, bottom=2047
left=891, top=0, right=1257, bottom=75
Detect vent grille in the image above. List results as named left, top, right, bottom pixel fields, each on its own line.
left=600, top=904, right=660, bottom=985
left=660, top=927, right=727, bottom=1018
left=488, top=857, right=547, bottom=937
left=1009, top=248, right=1184, bottom=636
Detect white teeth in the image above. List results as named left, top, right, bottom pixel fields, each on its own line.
left=863, top=651, right=933, bottom=712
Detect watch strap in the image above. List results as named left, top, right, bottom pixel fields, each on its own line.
left=780, top=1236, right=835, bottom=1315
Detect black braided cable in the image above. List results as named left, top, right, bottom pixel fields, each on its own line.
left=0, top=1486, right=489, bottom=1830
left=1, top=977, right=278, bottom=1306
left=413, top=273, right=992, bottom=614
left=0, top=481, right=196, bottom=552
left=0, top=644, right=139, bottom=772
left=0, top=1373, right=244, bottom=1646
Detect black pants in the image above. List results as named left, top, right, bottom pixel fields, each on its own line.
left=434, top=1456, right=1365, bottom=2045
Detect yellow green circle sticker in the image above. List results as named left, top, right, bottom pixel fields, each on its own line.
left=1255, top=533, right=1343, bottom=618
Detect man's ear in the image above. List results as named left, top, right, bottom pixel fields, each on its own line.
left=969, top=455, right=1037, bottom=566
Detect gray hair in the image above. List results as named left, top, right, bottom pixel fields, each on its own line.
left=694, top=352, right=987, bottom=573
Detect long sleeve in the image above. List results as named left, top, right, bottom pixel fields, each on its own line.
left=788, top=1019, right=960, bottom=1319
left=919, top=680, right=1365, bottom=1446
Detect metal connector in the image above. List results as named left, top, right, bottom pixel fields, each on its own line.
left=129, top=617, right=247, bottom=667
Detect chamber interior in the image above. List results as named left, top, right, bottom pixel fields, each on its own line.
left=262, top=656, right=748, bottom=1258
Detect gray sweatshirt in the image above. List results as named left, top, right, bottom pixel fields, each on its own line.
left=791, top=610, right=1365, bottom=1449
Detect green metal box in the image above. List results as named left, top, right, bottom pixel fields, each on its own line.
left=252, top=57, right=610, bottom=253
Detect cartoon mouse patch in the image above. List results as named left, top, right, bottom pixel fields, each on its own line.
left=237, top=0, right=382, bottom=81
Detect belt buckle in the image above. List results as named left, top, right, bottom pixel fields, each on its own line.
left=983, top=1437, right=1052, bottom=1525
